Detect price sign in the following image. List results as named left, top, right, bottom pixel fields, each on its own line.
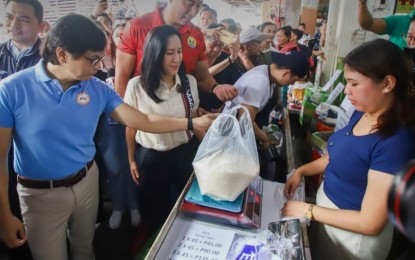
left=167, top=222, right=235, bottom=260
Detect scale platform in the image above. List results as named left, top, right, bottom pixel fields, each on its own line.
left=180, top=176, right=263, bottom=229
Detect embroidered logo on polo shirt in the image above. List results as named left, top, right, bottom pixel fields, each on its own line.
left=187, top=36, right=197, bottom=48
left=76, top=92, right=90, bottom=106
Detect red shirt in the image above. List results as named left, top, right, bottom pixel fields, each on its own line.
left=118, top=6, right=207, bottom=76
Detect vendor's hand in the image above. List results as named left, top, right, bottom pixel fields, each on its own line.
left=282, top=201, right=310, bottom=218
left=213, top=84, right=238, bottom=101
left=284, top=169, right=303, bottom=199
left=92, top=0, right=108, bottom=18
left=193, top=113, right=219, bottom=131
left=0, top=215, right=26, bottom=248
left=129, top=161, right=140, bottom=185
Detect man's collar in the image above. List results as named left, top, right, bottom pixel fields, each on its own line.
left=8, top=38, right=41, bottom=55
left=35, top=59, right=53, bottom=83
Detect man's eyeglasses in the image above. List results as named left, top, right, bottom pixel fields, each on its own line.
left=82, top=55, right=105, bottom=66
left=403, top=33, right=415, bottom=42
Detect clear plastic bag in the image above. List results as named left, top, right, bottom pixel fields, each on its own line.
left=193, top=105, right=260, bottom=201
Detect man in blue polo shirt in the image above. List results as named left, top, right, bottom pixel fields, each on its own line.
left=0, top=14, right=215, bottom=260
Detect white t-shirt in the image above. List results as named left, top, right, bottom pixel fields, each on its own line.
left=124, top=74, right=199, bottom=151
left=298, top=33, right=310, bottom=46
left=223, top=65, right=275, bottom=112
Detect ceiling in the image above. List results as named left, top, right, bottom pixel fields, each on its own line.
left=222, top=0, right=330, bottom=17
left=222, top=0, right=268, bottom=16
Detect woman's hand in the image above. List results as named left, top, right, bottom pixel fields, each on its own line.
left=129, top=161, right=140, bottom=185
left=284, top=169, right=303, bottom=199
left=193, top=113, right=218, bottom=131
left=282, top=201, right=310, bottom=218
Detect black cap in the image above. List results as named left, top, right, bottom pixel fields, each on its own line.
left=271, top=51, right=310, bottom=78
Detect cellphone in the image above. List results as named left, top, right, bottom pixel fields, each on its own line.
left=219, top=30, right=237, bottom=45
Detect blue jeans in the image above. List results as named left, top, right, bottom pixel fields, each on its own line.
left=94, top=114, right=138, bottom=212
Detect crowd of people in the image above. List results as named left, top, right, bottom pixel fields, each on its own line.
left=0, top=0, right=415, bottom=260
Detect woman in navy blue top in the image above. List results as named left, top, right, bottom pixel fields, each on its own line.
left=283, top=39, right=415, bottom=260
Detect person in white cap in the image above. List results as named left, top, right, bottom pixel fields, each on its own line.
left=234, top=26, right=268, bottom=74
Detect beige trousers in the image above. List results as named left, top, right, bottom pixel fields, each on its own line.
left=310, top=182, right=393, bottom=260
left=17, top=162, right=99, bottom=260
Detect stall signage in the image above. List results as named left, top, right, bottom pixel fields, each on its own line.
left=167, top=222, right=235, bottom=260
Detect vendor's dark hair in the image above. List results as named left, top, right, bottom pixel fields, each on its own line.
left=6, top=0, right=43, bottom=21
left=140, top=25, right=187, bottom=103
left=41, top=14, right=106, bottom=65
left=344, top=38, right=415, bottom=137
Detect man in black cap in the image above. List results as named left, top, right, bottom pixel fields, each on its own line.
left=223, top=51, right=310, bottom=148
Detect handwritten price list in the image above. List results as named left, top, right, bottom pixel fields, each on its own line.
left=167, top=222, right=235, bottom=260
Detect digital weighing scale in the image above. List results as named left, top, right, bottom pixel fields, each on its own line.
left=180, top=175, right=263, bottom=229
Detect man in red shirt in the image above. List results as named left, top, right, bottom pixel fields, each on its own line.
left=115, top=0, right=237, bottom=104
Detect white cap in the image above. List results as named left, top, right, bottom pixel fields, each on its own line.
left=239, top=27, right=268, bottom=44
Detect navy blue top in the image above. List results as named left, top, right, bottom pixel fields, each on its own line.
left=324, top=111, right=415, bottom=210
left=0, top=39, right=42, bottom=80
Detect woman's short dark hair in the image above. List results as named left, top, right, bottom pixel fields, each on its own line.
left=344, top=38, right=415, bottom=137
left=140, top=25, right=187, bottom=103
left=6, top=0, right=43, bottom=21
left=41, top=14, right=107, bottom=65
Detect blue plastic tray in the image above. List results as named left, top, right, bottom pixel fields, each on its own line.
left=184, top=178, right=244, bottom=213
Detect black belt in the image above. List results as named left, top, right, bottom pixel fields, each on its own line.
left=17, top=160, right=94, bottom=189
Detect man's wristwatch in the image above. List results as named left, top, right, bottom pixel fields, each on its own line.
left=306, top=204, right=316, bottom=223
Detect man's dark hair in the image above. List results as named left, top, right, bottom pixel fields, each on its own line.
left=200, top=7, right=217, bottom=18
left=6, top=0, right=43, bottom=21
left=299, top=22, right=306, bottom=28
left=41, top=14, right=106, bottom=65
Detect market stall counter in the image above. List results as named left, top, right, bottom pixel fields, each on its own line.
left=145, top=109, right=310, bottom=260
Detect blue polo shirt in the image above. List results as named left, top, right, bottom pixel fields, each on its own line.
left=324, top=111, right=415, bottom=210
left=0, top=59, right=123, bottom=180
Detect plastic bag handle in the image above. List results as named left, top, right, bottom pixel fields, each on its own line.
left=223, top=105, right=253, bottom=137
